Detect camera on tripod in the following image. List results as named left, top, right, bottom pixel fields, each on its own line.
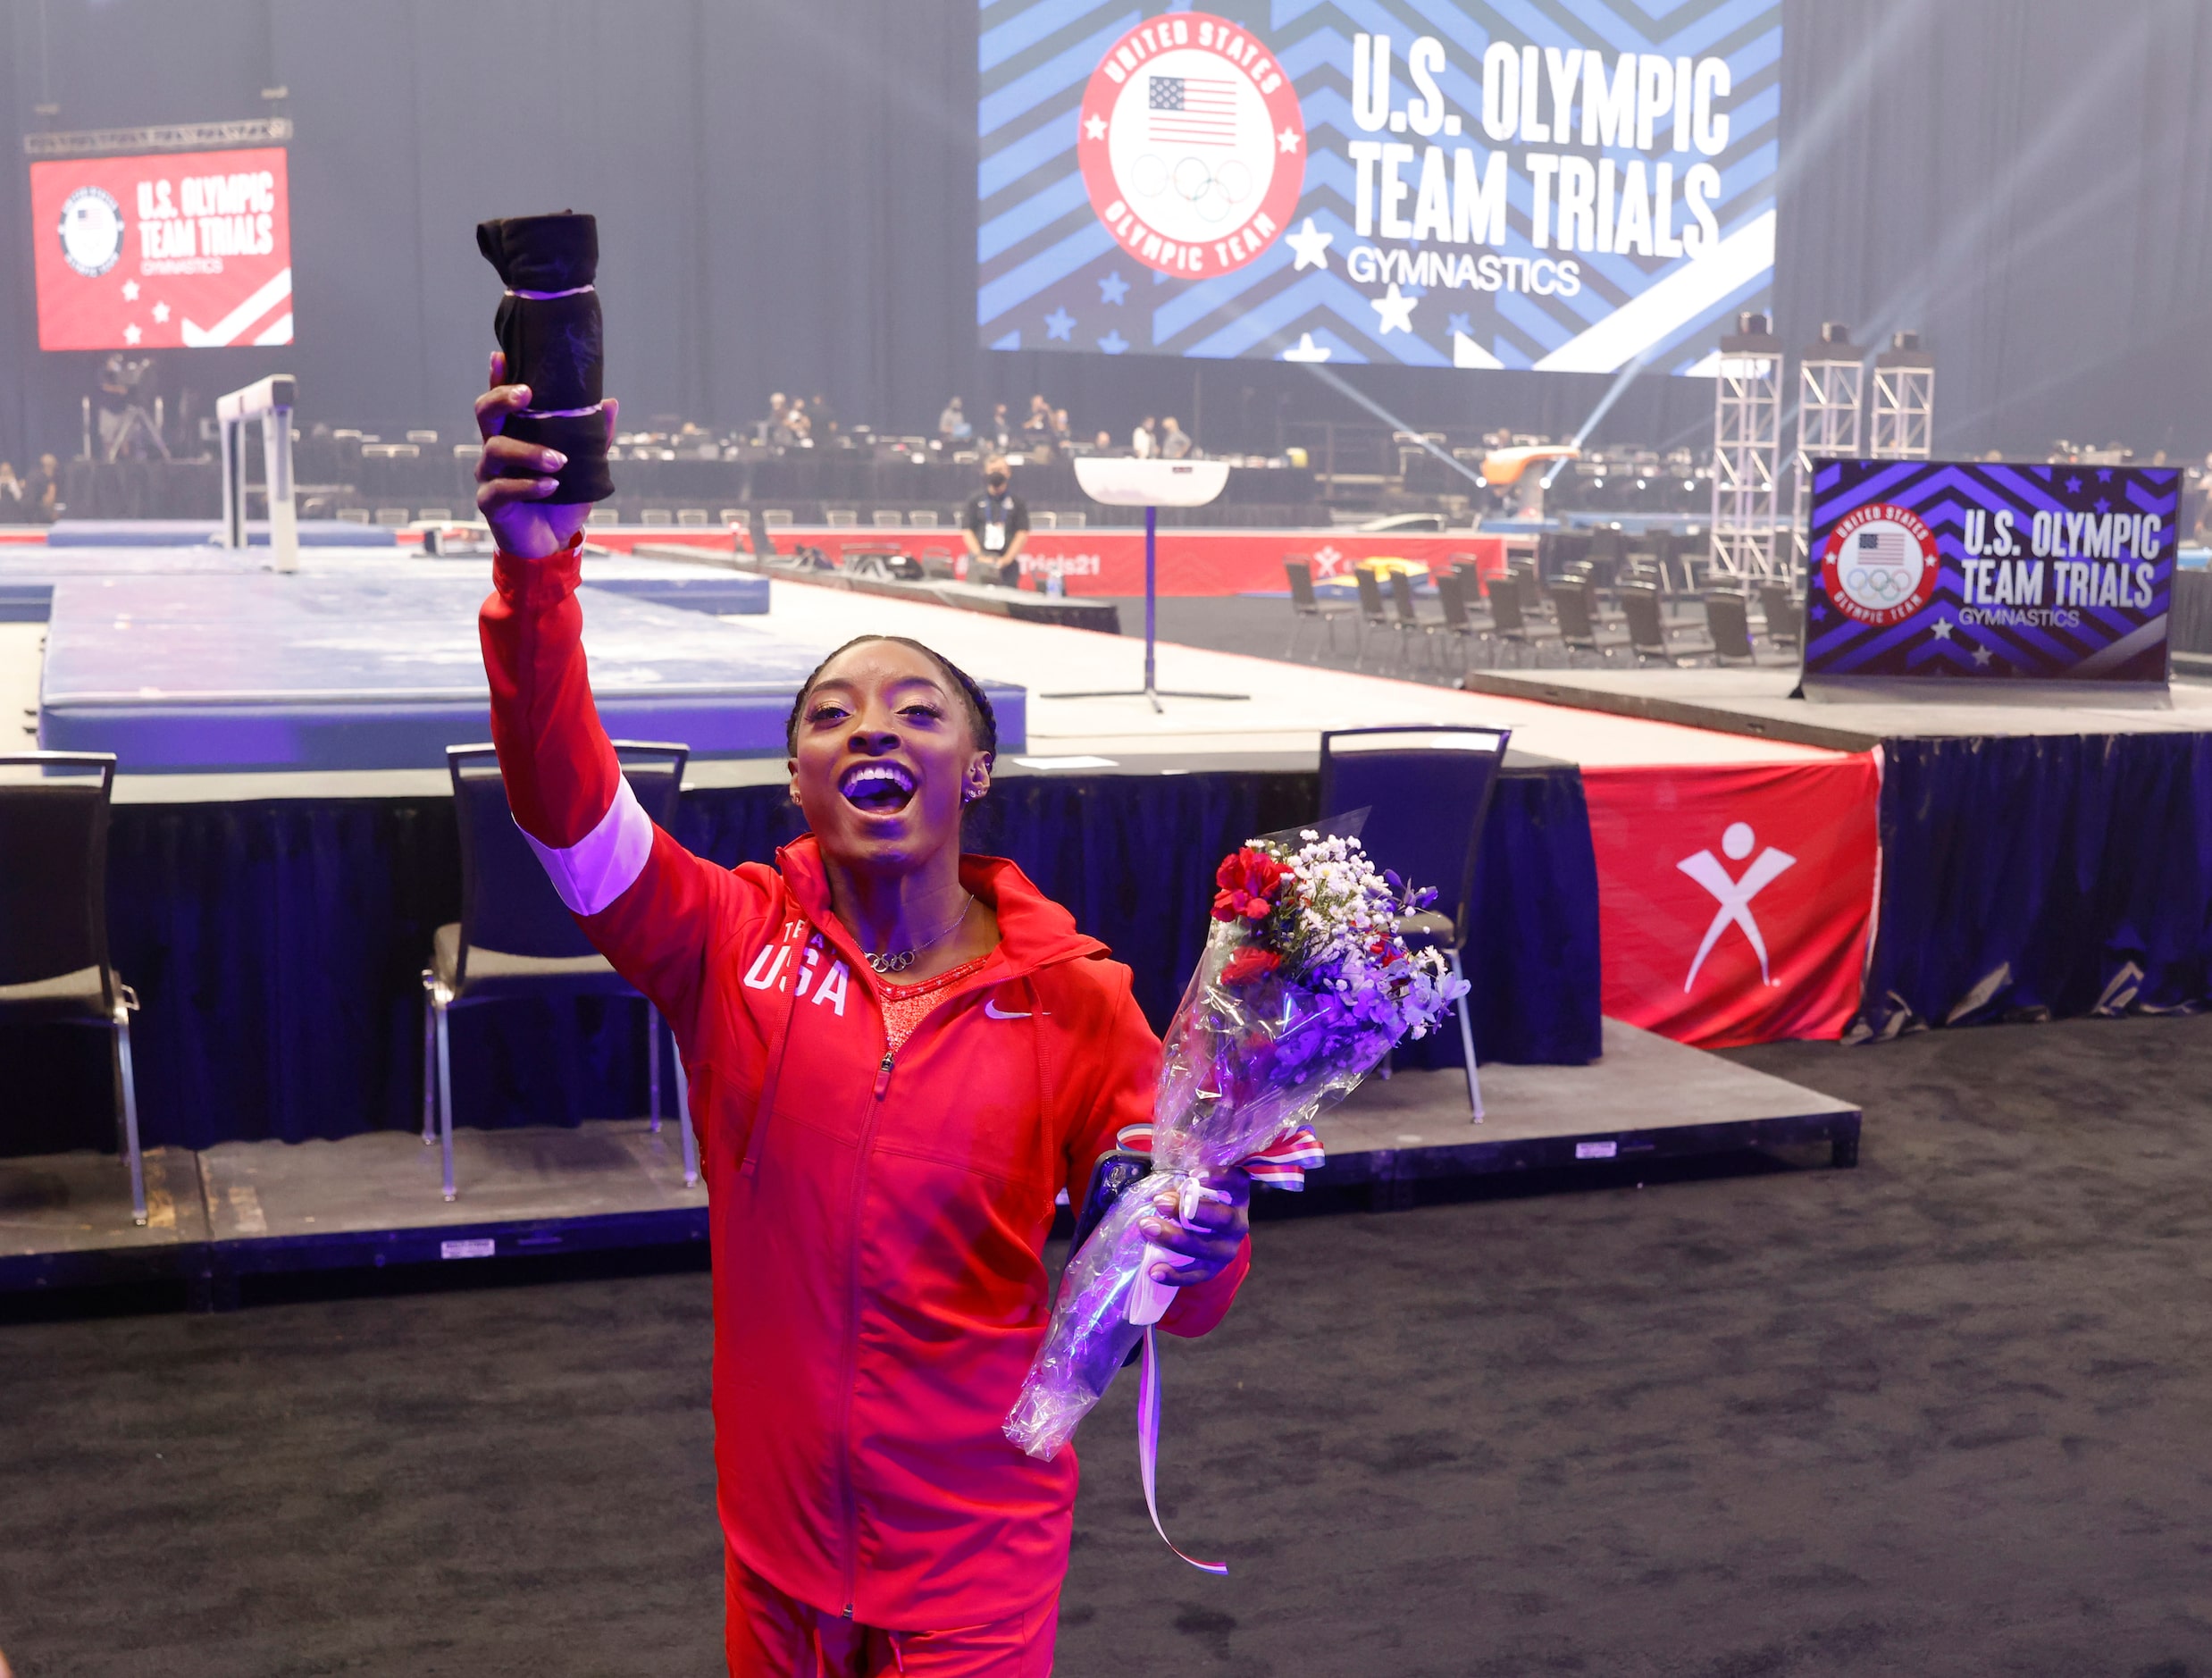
left=95, top=353, right=170, bottom=463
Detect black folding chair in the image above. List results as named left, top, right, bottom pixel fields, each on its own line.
left=1483, top=571, right=1555, bottom=667
left=1549, top=576, right=1628, bottom=667
left=1705, top=591, right=1759, bottom=666
left=1351, top=566, right=1395, bottom=668
left=1757, top=581, right=1801, bottom=651
left=1319, top=726, right=1512, bottom=1120
left=1620, top=583, right=1704, bottom=665
left=0, top=753, right=145, bottom=1222
left=1431, top=571, right=1484, bottom=675
left=1387, top=568, right=1443, bottom=670
left=424, top=742, right=691, bottom=1202
left=1284, top=558, right=1353, bottom=659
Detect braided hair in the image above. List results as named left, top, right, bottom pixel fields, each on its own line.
left=783, top=634, right=999, bottom=766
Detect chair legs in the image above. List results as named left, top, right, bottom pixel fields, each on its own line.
left=418, top=988, right=691, bottom=1203
left=1448, top=950, right=1482, bottom=1122
left=672, top=1051, right=699, bottom=1187
left=111, top=989, right=146, bottom=1225
left=433, top=986, right=457, bottom=1202
left=420, top=971, right=438, bottom=1145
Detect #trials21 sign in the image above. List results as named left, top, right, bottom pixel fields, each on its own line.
left=1804, top=459, right=2179, bottom=696
left=29, top=147, right=294, bottom=351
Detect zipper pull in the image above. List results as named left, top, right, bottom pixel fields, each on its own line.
left=873, top=1052, right=894, bottom=1100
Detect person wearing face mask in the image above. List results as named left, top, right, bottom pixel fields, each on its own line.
left=960, top=454, right=1030, bottom=588
left=471, top=354, right=1252, bottom=1676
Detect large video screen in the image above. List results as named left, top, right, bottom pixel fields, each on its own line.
left=978, top=2, right=1778, bottom=373
left=29, top=147, right=293, bottom=351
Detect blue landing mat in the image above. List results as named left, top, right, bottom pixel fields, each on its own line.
left=0, top=544, right=767, bottom=620
left=46, top=518, right=401, bottom=547
left=39, top=573, right=1021, bottom=770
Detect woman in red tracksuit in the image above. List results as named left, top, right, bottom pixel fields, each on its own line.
left=471, top=359, right=1253, bottom=1676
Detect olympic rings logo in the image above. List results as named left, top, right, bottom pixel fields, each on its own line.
left=1845, top=566, right=1912, bottom=600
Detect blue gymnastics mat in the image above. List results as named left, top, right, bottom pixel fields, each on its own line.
left=0, top=544, right=767, bottom=621
left=38, top=572, right=1019, bottom=771
left=46, top=519, right=403, bottom=547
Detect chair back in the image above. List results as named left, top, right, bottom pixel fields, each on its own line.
left=447, top=742, right=689, bottom=977
left=1387, top=567, right=1423, bottom=627
left=1434, top=569, right=1470, bottom=630
left=1487, top=572, right=1528, bottom=633
left=1450, top=559, right=1487, bottom=607
left=1620, top=583, right=1668, bottom=655
left=1551, top=576, right=1598, bottom=646
left=1757, top=581, right=1799, bottom=646
left=1285, top=558, right=1320, bottom=612
left=1353, top=566, right=1389, bottom=624
left=1705, top=591, right=1755, bottom=661
left=1514, top=564, right=1546, bottom=617
left=1319, top=726, right=1512, bottom=945
left=0, top=753, right=116, bottom=1007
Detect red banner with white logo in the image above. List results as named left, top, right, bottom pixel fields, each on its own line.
left=29, top=147, right=293, bottom=351
left=1582, top=755, right=1881, bottom=1048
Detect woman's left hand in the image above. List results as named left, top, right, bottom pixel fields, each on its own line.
left=1139, top=1169, right=1251, bottom=1288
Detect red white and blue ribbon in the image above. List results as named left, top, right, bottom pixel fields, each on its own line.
left=1112, top=1121, right=1327, bottom=1190
left=1111, top=1120, right=1327, bottom=1573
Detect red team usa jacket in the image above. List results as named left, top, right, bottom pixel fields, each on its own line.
left=479, top=541, right=1249, bottom=1628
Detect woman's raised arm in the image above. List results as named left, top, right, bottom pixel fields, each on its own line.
left=473, top=354, right=767, bottom=1050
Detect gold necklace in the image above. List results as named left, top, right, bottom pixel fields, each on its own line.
left=863, top=894, right=974, bottom=975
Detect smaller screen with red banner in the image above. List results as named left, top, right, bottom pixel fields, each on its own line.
left=29, top=147, right=293, bottom=351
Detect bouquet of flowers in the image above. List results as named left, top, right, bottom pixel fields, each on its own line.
left=1004, top=820, right=1468, bottom=1464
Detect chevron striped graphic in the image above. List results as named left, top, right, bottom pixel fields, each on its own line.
left=978, top=0, right=1779, bottom=370
left=1804, top=460, right=2180, bottom=688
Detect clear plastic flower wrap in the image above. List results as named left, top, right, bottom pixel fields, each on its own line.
left=1004, top=821, right=1466, bottom=1460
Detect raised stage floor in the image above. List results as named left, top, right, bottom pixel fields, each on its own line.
left=0, top=1020, right=1858, bottom=1309
left=1460, top=665, right=2212, bottom=751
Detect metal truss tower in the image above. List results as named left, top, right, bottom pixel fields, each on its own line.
left=1869, top=331, right=1935, bottom=460
left=1790, top=323, right=1864, bottom=573
left=1710, top=311, right=1785, bottom=582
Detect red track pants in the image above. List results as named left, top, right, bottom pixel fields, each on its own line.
left=724, top=1549, right=1061, bottom=1677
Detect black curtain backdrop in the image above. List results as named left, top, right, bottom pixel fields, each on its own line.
left=2, top=0, right=2210, bottom=474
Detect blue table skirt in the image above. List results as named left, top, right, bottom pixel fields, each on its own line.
left=1864, top=733, right=2212, bottom=1035
left=1, top=762, right=1603, bottom=1154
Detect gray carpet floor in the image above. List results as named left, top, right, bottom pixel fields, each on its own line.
left=7, top=1013, right=2212, bottom=1676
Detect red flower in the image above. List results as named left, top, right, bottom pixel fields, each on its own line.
left=1211, top=846, right=1287, bottom=923
left=1220, top=945, right=1283, bottom=987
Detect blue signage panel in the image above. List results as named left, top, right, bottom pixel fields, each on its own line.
left=977, top=0, right=1783, bottom=373
left=1803, top=458, right=2178, bottom=695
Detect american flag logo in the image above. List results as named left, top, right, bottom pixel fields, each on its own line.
left=1148, top=74, right=1239, bottom=147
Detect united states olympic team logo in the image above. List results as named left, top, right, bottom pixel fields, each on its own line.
left=1821, top=502, right=1940, bottom=626
left=1078, top=13, right=1305, bottom=279
left=58, top=185, right=126, bottom=278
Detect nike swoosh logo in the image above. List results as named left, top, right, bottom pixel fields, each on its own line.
left=983, top=999, right=1031, bottom=1019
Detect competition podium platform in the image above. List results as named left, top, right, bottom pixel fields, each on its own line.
left=0, top=1020, right=1857, bottom=1310
left=25, top=555, right=1017, bottom=772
